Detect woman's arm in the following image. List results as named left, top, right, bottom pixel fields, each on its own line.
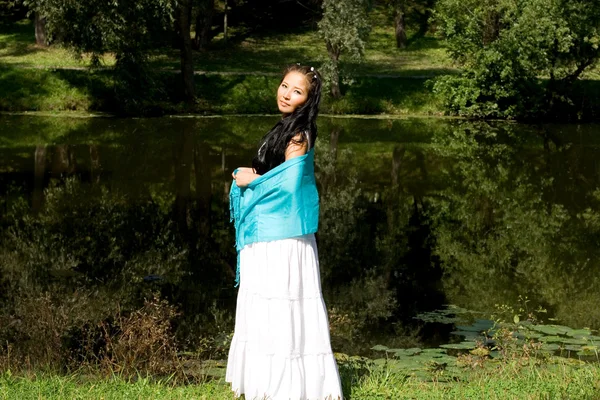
left=234, top=133, right=307, bottom=187
left=285, top=133, right=308, bottom=160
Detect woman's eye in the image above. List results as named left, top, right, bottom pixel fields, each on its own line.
left=294, top=90, right=301, bottom=94
left=281, top=84, right=288, bottom=88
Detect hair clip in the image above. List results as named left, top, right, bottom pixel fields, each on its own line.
left=296, top=62, right=301, bottom=66
left=310, top=67, right=314, bottom=71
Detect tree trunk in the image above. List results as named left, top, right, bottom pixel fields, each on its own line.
left=330, top=125, right=340, bottom=161
left=193, top=0, right=215, bottom=50
left=391, top=145, right=405, bottom=189
left=90, top=145, right=101, bottom=184
left=194, top=141, right=212, bottom=236
left=179, top=0, right=195, bottom=102
left=223, top=0, right=229, bottom=43
left=174, top=130, right=194, bottom=232
left=326, top=42, right=342, bottom=99
left=322, top=125, right=342, bottom=188
left=415, top=10, right=430, bottom=39
left=395, top=9, right=407, bottom=49
left=33, top=145, right=47, bottom=212
left=51, top=145, right=76, bottom=177
left=35, top=13, right=48, bottom=47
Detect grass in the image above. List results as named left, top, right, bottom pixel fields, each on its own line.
left=0, top=65, right=442, bottom=116
left=0, top=18, right=446, bottom=115
left=0, top=19, right=454, bottom=77
left=0, top=21, right=111, bottom=68
left=1, top=358, right=599, bottom=400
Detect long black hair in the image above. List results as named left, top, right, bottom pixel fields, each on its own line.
left=252, top=64, right=322, bottom=175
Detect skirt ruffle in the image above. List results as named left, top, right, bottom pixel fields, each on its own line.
left=225, top=234, right=343, bottom=400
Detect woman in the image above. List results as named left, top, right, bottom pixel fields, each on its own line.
left=226, top=64, right=343, bottom=400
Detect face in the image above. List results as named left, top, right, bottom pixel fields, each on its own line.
left=277, top=71, right=309, bottom=114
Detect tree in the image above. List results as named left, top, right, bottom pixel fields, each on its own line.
left=318, top=0, right=370, bottom=99
left=432, top=0, right=600, bottom=119
left=193, top=0, right=215, bottom=50
left=379, top=0, right=436, bottom=49
left=178, top=0, right=195, bottom=102
left=34, top=12, right=48, bottom=46
left=24, top=0, right=184, bottom=109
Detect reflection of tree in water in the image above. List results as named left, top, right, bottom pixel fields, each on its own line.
left=6, top=116, right=600, bottom=363
left=381, top=143, right=446, bottom=343
left=315, top=124, right=447, bottom=350
left=426, top=122, right=600, bottom=328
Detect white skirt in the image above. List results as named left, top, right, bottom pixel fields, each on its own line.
left=226, top=234, right=343, bottom=400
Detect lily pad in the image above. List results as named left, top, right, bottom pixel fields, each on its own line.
left=539, top=343, right=561, bottom=352
left=566, top=329, right=593, bottom=338
left=562, top=338, right=588, bottom=345
left=456, top=319, right=494, bottom=332
left=451, top=330, right=483, bottom=341
left=421, top=348, right=447, bottom=354
left=516, top=330, right=543, bottom=339
left=440, top=341, right=477, bottom=350
left=530, top=324, right=574, bottom=336
left=538, top=335, right=564, bottom=343
left=577, top=349, right=599, bottom=357
left=389, top=348, right=423, bottom=357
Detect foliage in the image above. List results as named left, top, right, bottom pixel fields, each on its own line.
left=23, top=0, right=177, bottom=112
left=318, top=0, right=371, bottom=97
left=423, top=122, right=600, bottom=329
left=94, top=295, right=183, bottom=379
left=432, top=0, right=600, bottom=119
left=379, top=0, right=436, bottom=47
left=0, top=0, right=26, bottom=20
left=0, top=178, right=188, bottom=369
left=315, top=140, right=397, bottom=353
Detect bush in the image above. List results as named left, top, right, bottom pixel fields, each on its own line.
left=433, top=0, right=600, bottom=120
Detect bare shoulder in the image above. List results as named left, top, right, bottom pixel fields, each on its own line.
left=285, top=133, right=308, bottom=160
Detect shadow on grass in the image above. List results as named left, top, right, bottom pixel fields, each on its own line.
left=195, top=74, right=279, bottom=114
left=0, top=20, right=47, bottom=59
left=0, top=59, right=443, bottom=116
left=0, top=65, right=51, bottom=110
left=323, top=77, right=440, bottom=115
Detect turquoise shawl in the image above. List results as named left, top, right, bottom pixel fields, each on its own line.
left=229, top=149, right=320, bottom=286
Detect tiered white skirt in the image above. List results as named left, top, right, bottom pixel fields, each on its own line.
left=226, top=234, right=343, bottom=400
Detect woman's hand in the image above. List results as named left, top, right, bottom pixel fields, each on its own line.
left=232, top=167, right=259, bottom=188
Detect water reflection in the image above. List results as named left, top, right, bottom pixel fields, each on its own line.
left=1, top=115, right=600, bottom=357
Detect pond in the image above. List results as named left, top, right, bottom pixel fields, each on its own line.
left=1, top=114, right=600, bottom=357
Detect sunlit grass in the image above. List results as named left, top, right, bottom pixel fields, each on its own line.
left=1, top=358, right=599, bottom=400
left=0, top=20, right=115, bottom=68
left=1, top=19, right=453, bottom=77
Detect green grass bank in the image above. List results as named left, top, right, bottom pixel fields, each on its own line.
left=0, top=18, right=449, bottom=116
left=1, top=359, right=599, bottom=400
left=0, top=65, right=442, bottom=116
left=3, top=19, right=600, bottom=118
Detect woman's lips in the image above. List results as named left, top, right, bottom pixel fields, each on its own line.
left=279, top=100, right=290, bottom=107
